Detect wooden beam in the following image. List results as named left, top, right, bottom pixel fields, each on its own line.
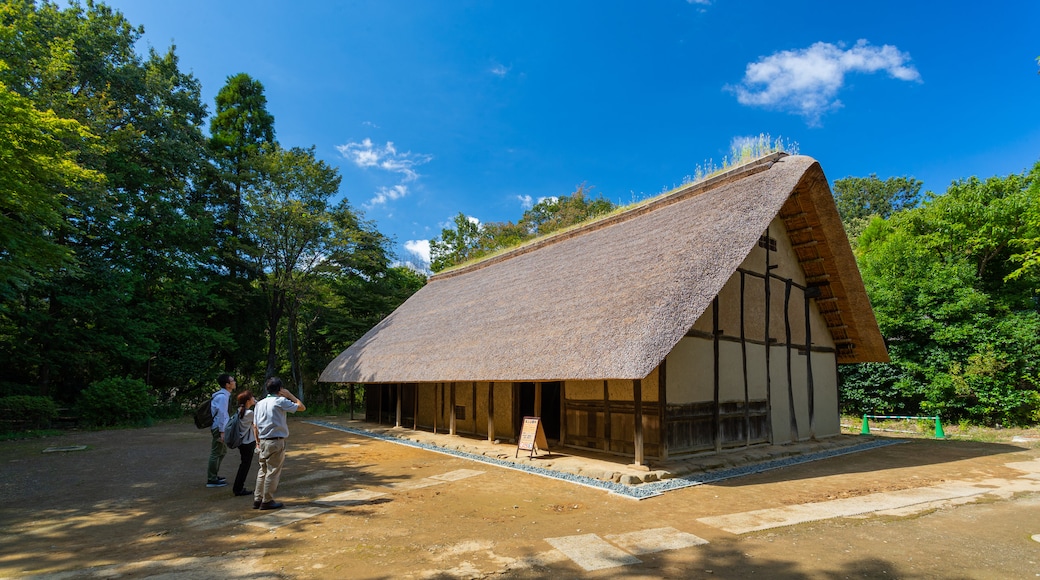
left=785, top=280, right=798, bottom=443
left=657, top=362, right=667, bottom=460
left=395, top=383, right=402, bottom=428
left=713, top=296, right=721, bottom=454
left=560, top=381, right=567, bottom=447
left=449, top=382, right=457, bottom=435
left=487, top=381, right=495, bottom=442
left=633, top=378, right=644, bottom=467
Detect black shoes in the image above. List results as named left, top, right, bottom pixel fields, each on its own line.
left=253, top=500, right=261, bottom=509
left=206, top=479, right=227, bottom=488
left=234, top=489, right=253, bottom=496
left=259, top=501, right=284, bottom=510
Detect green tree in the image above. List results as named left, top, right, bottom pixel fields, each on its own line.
left=429, top=213, right=482, bottom=272
left=247, top=145, right=345, bottom=390
left=519, top=183, right=614, bottom=237
left=832, top=174, right=923, bottom=243
left=0, top=0, right=215, bottom=403
left=0, top=79, right=100, bottom=299
left=204, top=73, right=277, bottom=378
left=428, top=184, right=616, bottom=272
left=846, top=163, right=1040, bottom=425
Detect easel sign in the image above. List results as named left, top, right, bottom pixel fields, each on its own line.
left=516, top=416, right=550, bottom=458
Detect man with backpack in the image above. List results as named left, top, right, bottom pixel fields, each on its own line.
left=206, top=374, right=235, bottom=487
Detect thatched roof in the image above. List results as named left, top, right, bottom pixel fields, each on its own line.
left=320, top=154, right=888, bottom=384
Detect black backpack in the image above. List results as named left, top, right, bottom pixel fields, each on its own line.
left=224, top=412, right=244, bottom=449
left=193, top=398, right=214, bottom=429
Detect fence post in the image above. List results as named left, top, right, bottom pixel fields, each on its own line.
left=861, top=415, right=870, bottom=435
left=934, top=416, right=946, bottom=439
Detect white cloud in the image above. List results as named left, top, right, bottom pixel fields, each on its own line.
left=730, top=40, right=921, bottom=124
left=490, top=63, right=510, bottom=77
left=517, top=194, right=533, bottom=210
left=338, top=138, right=433, bottom=209
left=366, top=184, right=409, bottom=208
left=404, top=239, right=431, bottom=265
left=337, top=138, right=433, bottom=182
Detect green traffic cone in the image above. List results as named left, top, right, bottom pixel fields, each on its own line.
left=861, top=415, right=870, bottom=435
left=935, top=417, right=946, bottom=439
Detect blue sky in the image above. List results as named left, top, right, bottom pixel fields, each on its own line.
left=106, top=0, right=1040, bottom=270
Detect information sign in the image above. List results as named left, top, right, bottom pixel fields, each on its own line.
left=516, top=416, right=549, bottom=458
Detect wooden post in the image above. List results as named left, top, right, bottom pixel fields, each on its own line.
left=785, top=279, right=798, bottom=443
left=764, top=227, right=774, bottom=444
left=804, top=291, right=816, bottom=439
left=413, top=383, right=418, bottom=430
left=633, top=378, right=644, bottom=467
left=658, top=361, right=668, bottom=460
left=603, top=380, right=612, bottom=451
left=395, top=383, right=402, bottom=428
left=488, top=382, right=495, bottom=442
left=472, top=381, right=477, bottom=434
left=349, top=384, right=355, bottom=420
left=713, top=296, right=721, bottom=453
left=449, top=382, right=457, bottom=435
left=740, top=271, right=750, bottom=447
left=560, top=381, right=567, bottom=447
left=534, top=383, right=542, bottom=419
left=377, top=385, right=383, bottom=425
left=433, top=383, right=439, bottom=434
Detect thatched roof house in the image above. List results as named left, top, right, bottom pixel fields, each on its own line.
left=321, top=153, right=887, bottom=463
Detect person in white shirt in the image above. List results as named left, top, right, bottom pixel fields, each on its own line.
left=206, top=374, right=235, bottom=487
left=252, top=376, right=306, bottom=510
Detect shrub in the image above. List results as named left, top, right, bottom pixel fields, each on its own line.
left=77, top=377, right=155, bottom=427
left=0, top=395, right=59, bottom=429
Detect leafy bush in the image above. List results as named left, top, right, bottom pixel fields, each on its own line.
left=0, top=395, right=59, bottom=429
left=77, top=377, right=155, bottom=427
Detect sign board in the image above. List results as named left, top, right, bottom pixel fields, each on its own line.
left=516, top=416, right=549, bottom=458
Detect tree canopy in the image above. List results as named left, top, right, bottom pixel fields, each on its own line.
left=429, top=184, right=616, bottom=272
left=0, top=1, right=423, bottom=421
left=840, top=164, right=1040, bottom=425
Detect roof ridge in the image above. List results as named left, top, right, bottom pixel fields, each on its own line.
left=431, top=152, right=788, bottom=282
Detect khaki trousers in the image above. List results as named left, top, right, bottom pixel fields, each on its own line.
left=254, top=438, right=287, bottom=504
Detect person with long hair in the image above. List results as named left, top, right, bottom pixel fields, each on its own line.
left=231, top=390, right=259, bottom=497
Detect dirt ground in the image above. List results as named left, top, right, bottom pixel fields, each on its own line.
left=2, top=418, right=1040, bottom=579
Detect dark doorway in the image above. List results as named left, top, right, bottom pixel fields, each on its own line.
left=518, top=381, right=561, bottom=441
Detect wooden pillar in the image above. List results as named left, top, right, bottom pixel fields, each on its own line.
left=560, top=381, right=567, bottom=446
left=449, top=382, right=457, bottom=435
left=741, top=272, right=752, bottom=446
left=433, top=383, right=439, bottom=434
left=395, top=383, right=402, bottom=428
left=633, top=378, right=644, bottom=467
left=713, top=296, right=721, bottom=453
left=804, top=290, right=816, bottom=438
left=487, top=382, right=495, bottom=442
left=658, top=361, right=668, bottom=460
left=413, top=384, right=418, bottom=430
left=603, top=380, right=612, bottom=451
left=472, top=381, right=477, bottom=434
left=764, top=227, right=774, bottom=444
left=785, top=279, right=798, bottom=443
left=349, top=384, right=355, bottom=420
left=534, top=383, right=542, bottom=418
left=512, top=382, right=520, bottom=442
